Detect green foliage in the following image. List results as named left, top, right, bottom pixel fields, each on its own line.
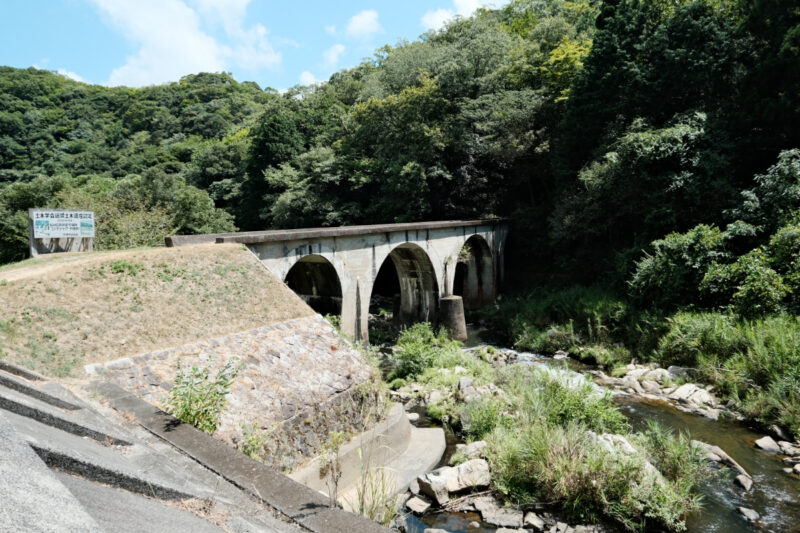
left=500, top=366, right=628, bottom=434
left=477, top=285, right=628, bottom=351
left=655, top=312, right=800, bottom=437
left=109, top=260, right=142, bottom=276
left=630, top=224, right=728, bottom=310
left=238, top=422, right=271, bottom=461
left=702, top=249, right=789, bottom=317
left=485, top=366, right=703, bottom=531
left=166, top=356, right=241, bottom=434
left=389, top=323, right=459, bottom=380
left=460, top=396, right=506, bottom=440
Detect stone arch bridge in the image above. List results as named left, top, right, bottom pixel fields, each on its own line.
left=167, top=220, right=509, bottom=343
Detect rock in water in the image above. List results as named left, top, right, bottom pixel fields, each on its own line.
left=738, top=507, right=760, bottom=522
left=755, top=435, right=781, bottom=453
left=735, top=474, right=753, bottom=491
left=417, top=471, right=450, bottom=506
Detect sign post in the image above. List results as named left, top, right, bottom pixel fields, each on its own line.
left=28, top=209, right=95, bottom=257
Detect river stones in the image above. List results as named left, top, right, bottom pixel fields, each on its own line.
left=473, top=496, right=523, bottom=527
left=778, top=440, right=800, bottom=456
left=755, top=435, right=781, bottom=453
left=735, top=474, right=753, bottom=491
left=456, top=440, right=488, bottom=460
left=417, top=459, right=491, bottom=506
left=738, top=507, right=760, bottom=522
left=525, top=512, right=546, bottom=530
left=406, top=496, right=431, bottom=514
left=441, top=459, right=491, bottom=492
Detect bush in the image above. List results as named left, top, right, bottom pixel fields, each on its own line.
left=487, top=421, right=700, bottom=531
left=478, top=286, right=628, bottom=353
left=460, top=396, right=505, bottom=440
left=628, top=224, right=729, bottom=310
left=389, top=323, right=459, bottom=380
left=166, top=356, right=241, bottom=434
left=702, top=249, right=789, bottom=317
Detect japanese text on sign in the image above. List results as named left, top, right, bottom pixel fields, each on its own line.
left=31, top=210, right=95, bottom=239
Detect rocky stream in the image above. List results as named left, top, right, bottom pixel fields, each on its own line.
left=393, top=326, right=800, bottom=533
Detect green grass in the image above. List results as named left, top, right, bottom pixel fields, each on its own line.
left=655, top=312, right=800, bottom=437
left=382, top=322, right=706, bottom=531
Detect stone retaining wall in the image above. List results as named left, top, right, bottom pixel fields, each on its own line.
left=86, top=314, right=376, bottom=470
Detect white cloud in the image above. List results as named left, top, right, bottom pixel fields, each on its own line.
left=346, top=10, right=383, bottom=40
left=90, top=0, right=280, bottom=87
left=299, top=71, right=321, bottom=85
left=57, top=69, right=86, bottom=83
left=323, top=44, right=346, bottom=68
left=421, top=9, right=452, bottom=31
left=421, top=0, right=510, bottom=30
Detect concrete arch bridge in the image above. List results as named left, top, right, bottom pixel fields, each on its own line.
left=167, top=220, right=509, bottom=343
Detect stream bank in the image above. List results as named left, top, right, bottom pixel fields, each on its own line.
left=385, top=325, right=800, bottom=533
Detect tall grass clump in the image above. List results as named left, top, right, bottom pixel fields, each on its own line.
left=482, top=366, right=705, bottom=531
left=655, top=312, right=800, bottom=437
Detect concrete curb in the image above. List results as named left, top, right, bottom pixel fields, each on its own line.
left=89, top=381, right=392, bottom=533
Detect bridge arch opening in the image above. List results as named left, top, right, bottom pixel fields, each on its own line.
left=370, top=243, right=439, bottom=331
left=284, top=255, right=342, bottom=316
left=453, top=235, right=494, bottom=309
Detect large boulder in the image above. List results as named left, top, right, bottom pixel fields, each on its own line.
left=455, top=440, right=488, bottom=460
left=439, top=459, right=491, bottom=493
left=417, top=470, right=450, bottom=506
left=755, top=436, right=781, bottom=454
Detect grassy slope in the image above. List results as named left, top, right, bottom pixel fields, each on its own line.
left=0, top=244, right=313, bottom=377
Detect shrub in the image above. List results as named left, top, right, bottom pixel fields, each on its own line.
left=499, top=366, right=628, bottom=434
left=628, top=224, right=729, bottom=310
left=460, top=396, right=505, bottom=440
left=478, top=286, right=628, bottom=353
left=486, top=421, right=699, bottom=531
left=702, top=249, right=789, bottom=317
left=166, top=356, right=241, bottom=434
left=389, top=323, right=458, bottom=380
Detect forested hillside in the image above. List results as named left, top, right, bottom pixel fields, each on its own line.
left=2, top=0, right=799, bottom=300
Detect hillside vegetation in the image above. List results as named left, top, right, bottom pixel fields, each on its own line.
left=0, top=244, right=312, bottom=377
left=1, top=0, right=800, bottom=431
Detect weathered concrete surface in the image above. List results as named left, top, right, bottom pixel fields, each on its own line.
left=0, top=361, right=310, bottom=533
left=290, top=403, right=445, bottom=508
left=55, top=472, right=225, bottom=533
left=88, top=314, right=374, bottom=469
left=92, top=381, right=392, bottom=533
left=168, top=220, right=509, bottom=342
left=0, top=412, right=102, bottom=533
left=0, top=358, right=389, bottom=532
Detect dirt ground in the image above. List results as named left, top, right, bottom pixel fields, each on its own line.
left=0, top=244, right=313, bottom=377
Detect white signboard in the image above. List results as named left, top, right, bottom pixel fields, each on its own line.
left=31, top=210, right=95, bottom=239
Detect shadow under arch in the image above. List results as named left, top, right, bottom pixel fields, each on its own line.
left=372, top=243, right=440, bottom=328
left=453, top=234, right=494, bottom=309
left=284, top=254, right=342, bottom=316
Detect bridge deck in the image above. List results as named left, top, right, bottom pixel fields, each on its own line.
left=166, top=219, right=506, bottom=247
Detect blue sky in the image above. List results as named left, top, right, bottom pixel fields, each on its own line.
left=1, top=0, right=508, bottom=90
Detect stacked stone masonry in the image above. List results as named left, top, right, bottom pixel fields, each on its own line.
left=87, top=314, right=374, bottom=470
